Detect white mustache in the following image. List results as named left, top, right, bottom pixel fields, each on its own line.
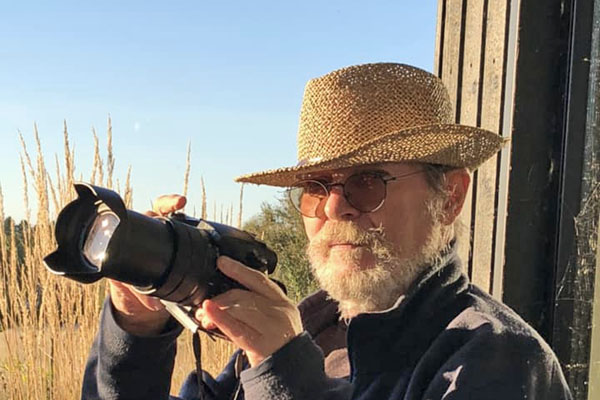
left=311, top=222, right=386, bottom=248
left=307, top=222, right=395, bottom=265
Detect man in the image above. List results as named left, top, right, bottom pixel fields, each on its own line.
left=82, top=63, right=572, bottom=399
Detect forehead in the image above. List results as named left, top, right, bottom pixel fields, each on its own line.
left=296, top=162, right=423, bottom=181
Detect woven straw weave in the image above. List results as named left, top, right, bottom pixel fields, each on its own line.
left=236, top=63, right=507, bottom=187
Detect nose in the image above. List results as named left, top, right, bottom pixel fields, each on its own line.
left=321, top=185, right=361, bottom=221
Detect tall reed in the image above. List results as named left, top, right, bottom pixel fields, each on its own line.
left=0, top=119, right=235, bottom=399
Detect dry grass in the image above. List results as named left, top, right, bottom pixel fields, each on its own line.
left=0, top=119, right=235, bottom=399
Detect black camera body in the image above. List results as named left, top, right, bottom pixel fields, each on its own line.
left=44, top=183, right=278, bottom=331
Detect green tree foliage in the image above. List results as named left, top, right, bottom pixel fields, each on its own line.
left=243, top=197, right=318, bottom=302
left=3, top=217, right=27, bottom=265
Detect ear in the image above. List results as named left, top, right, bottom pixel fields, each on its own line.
left=441, top=168, right=471, bottom=225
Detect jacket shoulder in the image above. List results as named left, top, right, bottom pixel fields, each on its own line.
left=415, top=285, right=572, bottom=399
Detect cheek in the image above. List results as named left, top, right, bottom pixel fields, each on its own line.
left=374, top=200, right=432, bottom=250
left=302, top=217, right=324, bottom=242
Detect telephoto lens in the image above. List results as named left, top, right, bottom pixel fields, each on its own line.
left=44, top=183, right=278, bottom=312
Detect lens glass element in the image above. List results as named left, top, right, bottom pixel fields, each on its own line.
left=344, top=173, right=387, bottom=212
left=83, top=212, right=120, bottom=267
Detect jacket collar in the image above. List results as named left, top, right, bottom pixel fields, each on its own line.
left=346, top=244, right=469, bottom=376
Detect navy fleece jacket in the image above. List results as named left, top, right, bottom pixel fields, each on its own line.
left=81, top=250, right=572, bottom=399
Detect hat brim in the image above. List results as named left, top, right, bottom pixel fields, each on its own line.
left=235, top=123, right=508, bottom=187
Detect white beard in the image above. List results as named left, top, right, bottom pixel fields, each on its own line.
left=306, top=204, right=449, bottom=319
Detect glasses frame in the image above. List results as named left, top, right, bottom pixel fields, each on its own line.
left=288, top=169, right=425, bottom=218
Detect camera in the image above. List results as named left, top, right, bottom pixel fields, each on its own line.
left=43, top=183, right=278, bottom=332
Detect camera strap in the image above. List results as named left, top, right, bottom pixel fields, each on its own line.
left=192, top=330, right=247, bottom=400
left=193, top=330, right=211, bottom=400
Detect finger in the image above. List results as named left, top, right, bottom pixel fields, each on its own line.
left=152, top=195, right=187, bottom=216
left=202, top=319, right=217, bottom=331
left=206, top=291, right=277, bottom=333
left=131, top=291, right=164, bottom=311
left=203, top=298, right=261, bottom=347
left=195, top=308, right=217, bottom=330
left=217, top=257, right=286, bottom=301
left=109, top=280, right=163, bottom=311
left=144, top=210, right=159, bottom=217
left=208, top=290, right=261, bottom=317
left=109, top=279, right=135, bottom=295
left=209, top=289, right=263, bottom=313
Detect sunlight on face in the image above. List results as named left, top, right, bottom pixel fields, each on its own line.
left=306, top=195, right=449, bottom=319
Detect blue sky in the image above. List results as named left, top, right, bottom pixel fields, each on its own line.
left=0, top=1, right=437, bottom=223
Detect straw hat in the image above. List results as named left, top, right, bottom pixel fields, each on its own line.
left=236, top=63, right=507, bottom=187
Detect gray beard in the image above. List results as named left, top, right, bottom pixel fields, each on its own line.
left=306, top=219, right=449, bottom=319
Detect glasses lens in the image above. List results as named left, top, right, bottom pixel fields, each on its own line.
left=344, top=173, right=386, bottom=212
left=289, top=180, right=327, bottom=217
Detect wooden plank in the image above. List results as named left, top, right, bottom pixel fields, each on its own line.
left=457, top=179, right=474, bottom=273
left=434, top=0, right=446, bottom=76
left=471, top=0, right=508, bottom=292
left=439, top=0, right=470, bottom=266
left=492, top=0, right=518, bottom=300
left=472, top=157, right=498, bottom=291
left=501, top=0, right=570, bottom=342
left=440, top=0, right=465, bottom=118
left=458, top=0, right=485, bottom=283
left=459, top=0, right=484, bottom=127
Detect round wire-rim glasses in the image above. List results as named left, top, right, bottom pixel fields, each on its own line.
left=287, top=169, right=425, bottom=218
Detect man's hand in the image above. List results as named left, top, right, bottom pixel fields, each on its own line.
left=196, top=257, right=303, bottom=367
left=109, top=194, right=187, bottom=336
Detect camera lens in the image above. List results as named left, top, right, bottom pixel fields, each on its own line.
left=45, top=183, right=277, bottom=310
left=83, top=211, right=120, bottom=268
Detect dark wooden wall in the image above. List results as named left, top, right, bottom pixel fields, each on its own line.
left=434, top=1, right=600, bottom=399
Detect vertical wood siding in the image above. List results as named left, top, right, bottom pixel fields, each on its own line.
left=435, top=0, right=513, bottom=297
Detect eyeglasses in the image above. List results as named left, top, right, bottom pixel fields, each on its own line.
left=288, top=170, right=424, bottom=218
